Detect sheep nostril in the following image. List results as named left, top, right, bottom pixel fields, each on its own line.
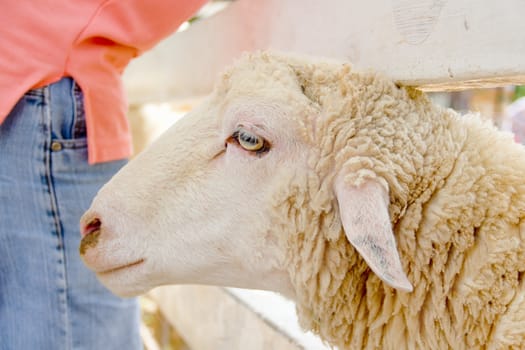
left=82, top=218, right=101, bottom=237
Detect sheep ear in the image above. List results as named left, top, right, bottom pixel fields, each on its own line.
left=334, top=177, right=413, bottom=292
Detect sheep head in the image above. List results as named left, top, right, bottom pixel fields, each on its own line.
left=80, top=52, right=422, bottom=301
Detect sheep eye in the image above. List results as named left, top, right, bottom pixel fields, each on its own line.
left=232, top=127, right=268, bottom=153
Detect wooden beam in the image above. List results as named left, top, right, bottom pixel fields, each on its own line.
left=149, top=286, right=329, bottom=349
left=124, top=0, right=525, bottom=102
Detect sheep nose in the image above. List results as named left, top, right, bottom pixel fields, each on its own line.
left=79, top=217, right=102, bottom=255
left=81, top=217, right=101, bottom=237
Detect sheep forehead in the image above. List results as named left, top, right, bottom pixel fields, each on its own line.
left=215, top=55, right=322, bottom=145
left=219, top=52, right=357, bottom=128
left=221, top=52, right=343, bottom=95
left=221, top=56, right=301, bottom=101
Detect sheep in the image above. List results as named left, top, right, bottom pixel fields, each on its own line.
left=79, top=52, right=525, bottom=349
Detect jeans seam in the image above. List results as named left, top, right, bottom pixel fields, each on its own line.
left=43, top=85, right=72, bottom=350
left=70, top=81, right=78, bottom=140
left=74, top=82, right=86, bottom=139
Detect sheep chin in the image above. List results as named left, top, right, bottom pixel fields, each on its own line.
left=96, top=261, right=152, bottom=298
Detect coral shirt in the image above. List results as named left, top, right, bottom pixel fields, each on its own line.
left=1, top=0, right=206, bottom=163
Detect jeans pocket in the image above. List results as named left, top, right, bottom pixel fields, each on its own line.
left=49, top=78, right=87, bottom=144
left=53, top=137, right=88, bottom=150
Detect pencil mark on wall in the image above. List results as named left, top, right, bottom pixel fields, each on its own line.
left=391, top=0, right=447, bottom=45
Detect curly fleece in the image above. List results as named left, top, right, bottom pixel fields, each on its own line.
left=221, top=52, right=525, bottom=349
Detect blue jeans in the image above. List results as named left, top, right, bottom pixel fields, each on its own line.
left=0, top=78, right=142, bottom=349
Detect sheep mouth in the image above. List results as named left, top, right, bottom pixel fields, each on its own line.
left=97, top=259, right=145, bottom=275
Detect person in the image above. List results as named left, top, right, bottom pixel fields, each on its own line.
left=0, top=1, right=207, bottom=349
left=505, top=96, right=525, bottom=144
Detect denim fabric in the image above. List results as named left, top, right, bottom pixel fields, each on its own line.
left=0, top=78, right=142, bottom=350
